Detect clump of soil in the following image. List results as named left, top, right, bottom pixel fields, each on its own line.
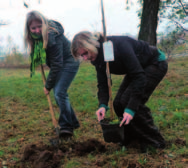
left=73, top=138, right=106, bottom=156
left=20, top=138, right=106, bottom=168
left=174, top=138, right=186, bottom=146
left=21, top=143, right=61, bottom=168
left=166, top=138, right=186, bottom=148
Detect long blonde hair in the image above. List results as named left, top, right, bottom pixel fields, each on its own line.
left=24, top=10, right=58, bottom=52
left=71, top=31, right=101, bottom=59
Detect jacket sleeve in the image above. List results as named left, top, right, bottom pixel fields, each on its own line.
left=119, top=42, right=146, bottom=113
left=45, top=35, right=63, bottom=90
left=95, top=64, right=109, bottom=107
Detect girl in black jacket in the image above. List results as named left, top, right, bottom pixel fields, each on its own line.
left=24, top=11, right=80, bottom=138
left=71, top=31, right=167, bottom=152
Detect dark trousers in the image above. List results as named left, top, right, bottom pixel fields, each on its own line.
left=113, top=61, right=168, bottom=148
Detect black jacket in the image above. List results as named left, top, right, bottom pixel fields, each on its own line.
left=45, top=20, right=74, bottom=90
left=91, top=35, right=159, bottom=112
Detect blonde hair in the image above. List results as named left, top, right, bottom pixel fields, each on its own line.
left=24, top=10, right=58, bottom=52
left=71, top=31, right=101, bottom=59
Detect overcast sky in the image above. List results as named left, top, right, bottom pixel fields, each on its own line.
left=0, top=0, right=141, bottom=53
left=0, top=0, right=187, bottom=54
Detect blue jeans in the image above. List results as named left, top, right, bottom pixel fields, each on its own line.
left=53, top=57, right=80, bottom=132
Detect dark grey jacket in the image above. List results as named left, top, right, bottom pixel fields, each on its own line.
left=91, top=35, right=159, bottom=112
left=45, top=20, right=77, bottom=90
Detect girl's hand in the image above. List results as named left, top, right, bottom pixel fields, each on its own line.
left=96, top=107, right=106, bottom=122
left=44, top=87, right=50, bottom=95
left=120, top=112, right=133, bottom=126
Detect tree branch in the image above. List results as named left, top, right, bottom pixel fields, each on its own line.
left=160, top=15, right=188, bottom=32
left=178, top=0, right=188, bottom=15
left=172, top=19, right=188, bottom=31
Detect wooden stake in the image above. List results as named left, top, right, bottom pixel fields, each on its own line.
left=100, top=0, right=114, bottom=119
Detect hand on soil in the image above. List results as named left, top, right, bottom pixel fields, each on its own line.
left=119, top=112, right=133, bottom=126
left=96, top=107, right=105, bottom=121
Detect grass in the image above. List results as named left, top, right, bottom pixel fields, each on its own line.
left=0, top=57, right=188, bottom=167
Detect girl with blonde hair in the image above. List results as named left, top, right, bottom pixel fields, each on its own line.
left=71, top=31, right=167, bottom=152
left=24, top=10, right=80, bottom=138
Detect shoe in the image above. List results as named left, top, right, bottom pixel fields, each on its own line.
left=158, top=142, right=166, bottom=149
left=118, top=142, right=124, bottom=147
left=59, top=130, right=73, bottom=139
left=74, top=125, right=80, bottom=129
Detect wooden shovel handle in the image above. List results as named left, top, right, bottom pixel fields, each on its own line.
left=40, top=64, right=58, bottom=128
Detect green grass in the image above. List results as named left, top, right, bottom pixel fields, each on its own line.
left=0, top=57, right=188, bottom=167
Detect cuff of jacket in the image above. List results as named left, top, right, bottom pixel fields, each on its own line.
left=158, top=49, right=166, bottom=61
left=45, top=83, right=52, bottom=91
left=124, top=108, right=135, bottom=117
left=99, top=104, right=109, bottom=111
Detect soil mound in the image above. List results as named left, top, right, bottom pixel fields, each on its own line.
left=20, top=138, right=106, bottom=168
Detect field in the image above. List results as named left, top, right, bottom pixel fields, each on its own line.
left=0, top=57, right=188, bottom=168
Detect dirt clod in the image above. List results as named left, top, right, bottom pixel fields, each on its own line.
left=21, top=138, right=106, bottom=168
left=73, top=138, right=106, bottom=156
left=174, top=138, right=186, bottom=146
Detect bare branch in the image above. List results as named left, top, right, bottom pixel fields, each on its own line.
left=24, top=2, right=29, bottom=8
left=172, top=19, right=188, bottom=31
left=178, top=0, right=188, bottom=15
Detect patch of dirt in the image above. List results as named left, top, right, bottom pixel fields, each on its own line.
left=174, top=138, right=186, bottom=146
left=19, top=138, right=106, bottom=168
left=73, top=138, right=106, bottom=156
left=166, top=138, right=186, bottom=148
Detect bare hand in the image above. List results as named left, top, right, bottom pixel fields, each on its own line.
left=96, top=107, right=105, bottom=122
left=119, top=112, right=133, bottom=126
left=44, top=87, right=49, bottom=95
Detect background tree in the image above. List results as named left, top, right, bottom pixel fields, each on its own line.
left=158, top=27, right=186, bottom=59
left=0, top=20, right=8, bottom=26
left=0, top=20, right=9, bottom=57
left=138, top=0, right=160, bottom=46
left=126, top=0, right=188, bottom=45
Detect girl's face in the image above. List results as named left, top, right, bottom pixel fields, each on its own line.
left=29, top=20, right=42, bottom=35
left=77, top=48, right=97, bottom=61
